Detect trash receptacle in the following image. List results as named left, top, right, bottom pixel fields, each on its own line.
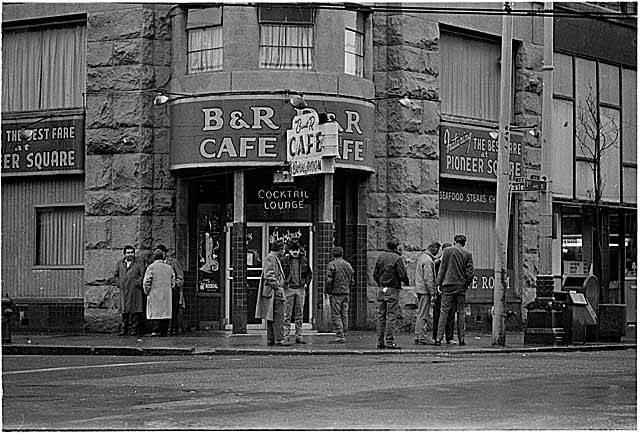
left=2, top=296, right=14, bottom=344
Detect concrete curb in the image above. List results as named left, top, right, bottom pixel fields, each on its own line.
left=3, top=343, right=635, bottom=357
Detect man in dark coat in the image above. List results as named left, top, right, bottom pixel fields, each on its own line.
left=433, top=242, right=456, bottom=343
left=326, top=246, right=354, bottom=344
left=281, top=240, right=312, bottom=344
left=373, top=237, right=409, bottom=349
left=114, top=245, right=146, bottom=336
left=435, top=234, right=474, bottom=346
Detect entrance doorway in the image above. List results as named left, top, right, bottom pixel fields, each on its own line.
left=225, top=222, right=313, bottom=330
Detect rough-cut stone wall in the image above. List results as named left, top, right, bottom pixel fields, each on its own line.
left=84, top=5, right=172, bottom=332
left=370, top=12, right=441, bottom=330
left=514, top=42, right=544, bottom=319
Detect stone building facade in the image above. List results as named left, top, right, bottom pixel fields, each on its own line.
left=6, top=3, right=624, bottom=335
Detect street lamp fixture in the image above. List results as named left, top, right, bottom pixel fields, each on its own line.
left=18, top=117, right=50, bottom=141
left=489, top=125, right=539, bottom=140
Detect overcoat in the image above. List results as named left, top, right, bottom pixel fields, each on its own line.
left=143, top=259, right=175, bottom=320
left=114, top=258, right=145, bottom=314
left=255, top=252, right=285, bottom=321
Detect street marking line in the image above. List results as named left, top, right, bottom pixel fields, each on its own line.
left=2, top=360, right=185, bottom=376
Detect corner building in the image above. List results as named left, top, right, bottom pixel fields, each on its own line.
left=1, top=3, right=635, bottom=334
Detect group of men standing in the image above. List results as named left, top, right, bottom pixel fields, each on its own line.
left=374, top=234, right=474, bottom=349
left=255, top=240, right=354, bottom=346
left=113, top=244, right=184, bottom=337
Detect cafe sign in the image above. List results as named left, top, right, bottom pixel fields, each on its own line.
left=2, top=115, right=85, bottom=176
left=286, top=109, right=339, bottom=176
left=440, top=123, right=524, bottom=181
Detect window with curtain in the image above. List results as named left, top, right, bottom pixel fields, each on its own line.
left=2, top=23, right=86, bottom=112
left=440, top=32, right=501, bottom=121
left=187, top=7, right=223, bottom=73
left=344, top=11, right=364, bottom=77
left=259, top=6, right=314, bottom=69
left=36, top=206, right=83, bottom=266
left=622, top=68, right=637, bottom=204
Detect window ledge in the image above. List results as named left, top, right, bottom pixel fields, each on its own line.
left=32, top=265, right=84, bottom=271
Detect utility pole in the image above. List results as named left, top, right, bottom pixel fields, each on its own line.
left=539, top=2, right=554, bottom=278
left=492, top=3, right=513, bottom=347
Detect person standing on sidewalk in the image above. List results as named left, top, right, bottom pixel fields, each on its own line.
left=255, top=240, right=291, bottom=346
left=154, top=244, right=185, bottom=335
left=114, top=245, right=146, bottom=337
left=325, top=246, right=354, bottom=344
left=414, top=241, right=440, bottom=345
left=435, top=234, right=474, bottom=346
left=433, top=242, right=456, bottom=343
left=373, top=237, right=410, bottom=349
left=143, top=249, right=175, bottom=337
left=281, top=240, right=312, bottom=344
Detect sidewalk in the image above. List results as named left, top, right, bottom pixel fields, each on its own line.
left=2, top=330, right=636, bottom=356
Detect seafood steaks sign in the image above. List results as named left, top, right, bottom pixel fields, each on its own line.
left=169, top=96, right=374, bottom=172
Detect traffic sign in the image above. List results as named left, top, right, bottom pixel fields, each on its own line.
left=510, top=178, right=546, bottom=192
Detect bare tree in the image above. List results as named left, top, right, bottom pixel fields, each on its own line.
left=575, top=84, right=620, bottom=302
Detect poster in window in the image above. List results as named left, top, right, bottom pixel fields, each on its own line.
left=198, top=205, right=222, bottom=293
left=268, top=225, right=311, bottom=257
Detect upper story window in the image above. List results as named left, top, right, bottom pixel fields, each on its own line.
left=259, top=5, right=314, bottom=70
left=440, top=32, right=502, bottom=121
left=344, top=11, right=364, bottom=77
left=2, top=22, right=86, bottom=112
left=187, top=7, right=223, bottom=73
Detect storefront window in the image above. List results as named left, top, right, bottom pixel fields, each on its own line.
left=624, top=212, right=637, bottom=277
left=561, top=212, right=587, bottom=275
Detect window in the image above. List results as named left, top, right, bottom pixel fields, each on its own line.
left=36, top=206, right=83, bottom=266
left=187, top=7, right=223, bottom=73
left=622, top=68, right=637, bottom=204
left=440, top=32, right=501, bottom=121
left=259, top=5, right=314, bottom=69
left=344, top=11, right=364, bottom=77
left=2, top=22, right=86, bottom=112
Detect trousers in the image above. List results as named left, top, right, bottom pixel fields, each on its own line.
left=376, top=287, right=400, bottom=345
left=436, top=293, right=466, bottom=343
left=266, top=298, right=285, bottom=344
left=284, top=287, right=305, bottom=339
left=329, top=294, right=349, bottom=339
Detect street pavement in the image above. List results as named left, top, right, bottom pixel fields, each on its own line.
left=2, top=350, right=636, bottom=429
left=2, top=330, right=636, bottom=356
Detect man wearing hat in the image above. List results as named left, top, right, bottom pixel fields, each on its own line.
left=414, top=241, right=440, bottom=345
left=255, top=239, right=291, bottom=346
left=154, top=244, right=185, bottom=334
left=325, top=246, right=354, bottom=344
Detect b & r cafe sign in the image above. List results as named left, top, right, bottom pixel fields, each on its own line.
left=1, top=116, right=84, bottom=176
left=440, top=123, right=524, bottom=180
left=169, top=96, right=374, bottom=173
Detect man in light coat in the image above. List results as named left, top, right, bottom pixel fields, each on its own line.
left=255, top=240, right=291, bottom=346
left=414, top=241, right=440, bottom=345
left=154, top=244, right=185, bottom=335
left=435, top=234, right=474, bottom=346
left=114, top=245, right=146, bottom=337
left=143, top=250, right=175, bottom=337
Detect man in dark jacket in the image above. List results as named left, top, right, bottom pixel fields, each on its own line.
left=114, top=245, right=146, bottom=337
left=435, top=234, right=474, bottom=346
left=326, top=247, right=354, bottom=344
left=281, top=240, right=312, bottom=344
left=373, top=237, right=409, bottom=349
left=433, top=242, right=455, bottom=343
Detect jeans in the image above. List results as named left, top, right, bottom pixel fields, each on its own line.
left=432, top=293, right=455, bottom=341
left=284, top=287, right=305, bottom=339
left=329, top=294, right=349, bottom=339
left=436, top=293, right=466, bottom=343
left=414, top=293, right=433, bottom=342
left=376, top=287, right=400, bottom=345
left=267, top=298, right=285, bottom=344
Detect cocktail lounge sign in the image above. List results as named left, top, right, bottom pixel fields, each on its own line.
left=1, top=116, right=85, bottom=176
left=440, top=123, right=524, bottom=180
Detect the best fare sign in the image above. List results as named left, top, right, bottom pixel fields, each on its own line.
left=440, top=123, right=524, bottom=180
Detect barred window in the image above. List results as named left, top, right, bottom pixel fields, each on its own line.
left=259, top=6, right=314, bottom=70
left=187, top=7, right=223, bottom=73
left=36, top=206, right=83, bottom=266
left=344, top=11, right=364, bottom=77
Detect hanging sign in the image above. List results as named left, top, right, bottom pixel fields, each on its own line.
left=286, top=109, right=339, bottom=177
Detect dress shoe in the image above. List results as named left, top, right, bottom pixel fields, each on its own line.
left=267, top=341, right=275, bottom=346
left=376, top=343, right=386, bottom=349
left=295, top=338, right=307, bottom=344
left=118, top=331, right=127, bottom=336
left=275, top=340, right=293, bottom=346
left=384, top=343, right=401, bottom=350
left=149, top=332, right=160, bottom=337
left=414, top=339, right=429, bottom=345
left=458, top=341, right=466, bottom=346
left=433, top=340, right=442, bottom=346
left=446, top=340, right=457, bottom=345
left=329, top=338, right=346, bottom=344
